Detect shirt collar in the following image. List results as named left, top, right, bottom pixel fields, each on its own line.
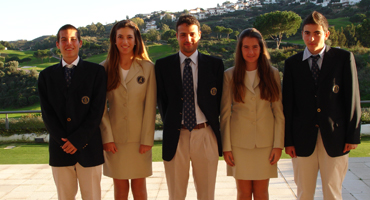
left=62, top=56, right=80, bottom=68
left=179, top=50, right=198, bottom=65
left=302, top=45, right=326, bottom=61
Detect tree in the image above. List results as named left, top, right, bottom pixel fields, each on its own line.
left=131, top=17, right=145, bottom=31
left=357, top=19, right=370, bottom=47
left=214, top=26, right=225, bottom=39
left=201, top=24, right=212, bottom=36
left=344, top=24, right=358, bottom=47
left=96, top=22, right=106, bottom=36
left=253, top=11, right=302, bottom=49
left=233, top=30, right=240, bottom=39
left=147, top=29, right=161, bottom=42
left=358, top=0, right=370, bottom=11
left=161, top=24, right=170, bottom=33
left=223, top=28, right=233, bottom=39
left=162, top=29, right=176, bottom=41
left=349, top=13, right=367, bottom=23
left=168, top=38, right=179, bottom=51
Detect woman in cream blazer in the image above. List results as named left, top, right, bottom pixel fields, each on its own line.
left=220, top=28, right=284, bottom=200
left=100, top=20, right=156, bottom=200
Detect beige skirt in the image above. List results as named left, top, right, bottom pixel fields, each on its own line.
left=103, top=142, right=152, bottom=179
left=227, top=146, right=277, bottom=180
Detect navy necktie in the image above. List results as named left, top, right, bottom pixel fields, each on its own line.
left=183, top=58, right=197, bottom=132
left=311, top=55, right=320, bottom=85
left=65, top=65, right=74, bottom=87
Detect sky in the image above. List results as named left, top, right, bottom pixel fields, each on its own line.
left=0, top=0, right=223, bottom=41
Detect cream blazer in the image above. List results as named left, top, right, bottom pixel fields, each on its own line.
left=100, top=59, right=156, bottom=146
left=220, top=66, right=284, bottom=152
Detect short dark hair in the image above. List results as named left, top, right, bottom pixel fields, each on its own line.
left=56, top=24, right=81, bottom=43
left=302, top=11, right=329, bottom=32
left=175, top=15, right=201, bottom=32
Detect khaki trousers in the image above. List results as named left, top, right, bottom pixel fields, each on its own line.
left=52, top=163, right=102, bottom=200
left=164, top=126, right=219, bottom=200
left=292, top=132, right=348, bottom=200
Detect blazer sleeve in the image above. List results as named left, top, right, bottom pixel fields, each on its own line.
left=343, top=52, right=361, bottom=144
left=155, top=60, right=167, bottom=121
left=220, top=70, right=232, bottom=152
left=271, top=68, right=285, bottom=149
left=100, top=99, right=114, bottom=144
left=282, top=59, right=294, bottom=147
left=140, top=63, right=157, bottom=146
left=38, top=71, right=65, bottom=146
left=67, top=67, right=107, bottom=149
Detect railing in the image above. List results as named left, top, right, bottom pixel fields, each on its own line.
left=1, top=100, right=370, bottom=130
left=0, top=110, right=42, bottom=130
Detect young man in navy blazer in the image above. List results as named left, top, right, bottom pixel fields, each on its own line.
left=155, top=15, right=224, bottom=200
left=38, top=24, right=106, bottom=200
left=283, top=11, right=361, bottom=200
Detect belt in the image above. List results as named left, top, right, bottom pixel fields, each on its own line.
left=181, top=122, right=209, bottom=130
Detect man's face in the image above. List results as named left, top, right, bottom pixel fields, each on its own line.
left=176, top=23, right=201, bottom=57
left=302, top=24, right=330, bottom=55
left=56, top=29, right=82, bottom=63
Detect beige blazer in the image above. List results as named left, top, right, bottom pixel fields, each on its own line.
left=100, top=59, right=156, bottom=146
left=220, top=66, right=284, bottom=152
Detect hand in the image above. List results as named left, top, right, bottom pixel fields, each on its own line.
left=285, top=146, right=297, bottom=158
left=269, top=148, right=282, bottom=165
left=223, top=151, right=235, bottom=167
left=61, top=138, right=77, bottom=154
left=139, top=145, right=152, bottom=154
left=103, top=142, right=118, bottom=154
left=343, top=143, right=358, bottom=153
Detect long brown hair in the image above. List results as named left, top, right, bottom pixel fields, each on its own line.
left=232, top=28, right=279, bottom=103
left=105, top=20, right=151, bottom=92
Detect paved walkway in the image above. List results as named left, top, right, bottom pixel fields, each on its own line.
left=0, top=158, right=369, bottom=200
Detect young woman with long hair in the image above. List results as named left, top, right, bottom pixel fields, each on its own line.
left=220, top=28, right=284, bottom=200
left=100, top=20, right=156, bottom=200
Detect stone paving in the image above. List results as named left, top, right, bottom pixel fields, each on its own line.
left=0, top=158, right=369, bottom=200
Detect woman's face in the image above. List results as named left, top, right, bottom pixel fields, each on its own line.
left=241, top=37, right=261, bottom=66
left=115, top=27, right=135, bottom=56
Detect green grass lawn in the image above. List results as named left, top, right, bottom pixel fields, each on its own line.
left=84, top=53, right=108, bottom=64
left=0, top=104, right=41, bottom=118
left=1, top=137, right=369, bottom=164
left=328, top=17, right=352, bottom=30
left=147, top=44, right=175, bottom=63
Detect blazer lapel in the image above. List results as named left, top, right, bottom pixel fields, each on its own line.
left=125, top=60, right=141, bottom=85
left=53, top=62, right=68, bottom=98
left=318, top=46, right=334, bottom=86
left=69, top=59, right=88, bottom=91
left=295, top=53, right=316, bottom=92
left=198, top=52, right=210, bottom=96
left=171, top=53, right=183, bottom=92
left=244, top=71, right=260, bottom=94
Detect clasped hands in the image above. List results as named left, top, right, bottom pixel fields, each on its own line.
left=61, top=138, right=77, bottom=154
left=103, top=142, right=152, bottom=154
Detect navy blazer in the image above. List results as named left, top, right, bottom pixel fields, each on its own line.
left=155, top=52, right=224, bottom=161
left=283, top=47, right=361, bottom=157
left=38, top=59, right=107, bottom=167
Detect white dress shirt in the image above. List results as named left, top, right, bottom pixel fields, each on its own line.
left=179, top=50, right=207, bottom=124
left=62, top=56, right=80, bottom=68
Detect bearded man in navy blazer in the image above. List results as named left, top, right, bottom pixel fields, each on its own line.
left=155, top=15, right=224, bottom=200
left=38, top=24, right=106, bottom=200
left=283, top=11, right=361, bottom=200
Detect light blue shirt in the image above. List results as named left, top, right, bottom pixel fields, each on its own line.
left=302, top=45, right=326, bottom=70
